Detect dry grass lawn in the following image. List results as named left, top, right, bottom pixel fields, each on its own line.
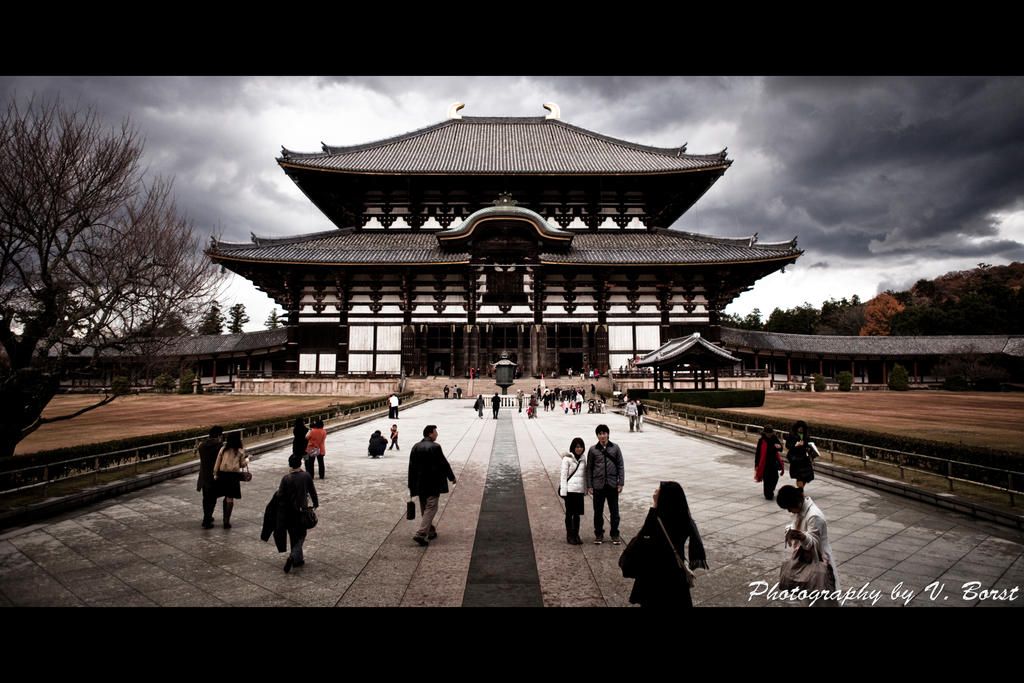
left=727, top=391, right=1024, bottom=454
left=15, top=394, right=374, bottom=455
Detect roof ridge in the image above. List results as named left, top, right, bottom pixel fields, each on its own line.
left=282, top=119, right=457, bottom=159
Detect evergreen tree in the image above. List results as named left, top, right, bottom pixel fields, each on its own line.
left=227, top=303, right=249, bottom=334
left=198, top=303, right=225, bottom=335
left=265, top=309, right=284, bottom=329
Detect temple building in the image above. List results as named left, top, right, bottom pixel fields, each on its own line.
left=206, top=105, right=802, bottom=380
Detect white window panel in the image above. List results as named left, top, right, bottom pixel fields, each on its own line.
left=299, top=354, right=318, bottom=374
left=610, top=353, right=634, bottom=370
left=376, top=354, right=400, bottom=373
left=376, top=325, right=402, bottom=351
left=609, top=325, right=634, bottom=351
left=350, top=326, right=375, bottom=351
left=318, top=354, right=336, bottom=374
left=635, top=325, right=661, bottom=350
left=348, top=353, right=373, bottom=372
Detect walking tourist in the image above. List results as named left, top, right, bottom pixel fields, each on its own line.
left=444, top=384, right=450, bottom=399
left=305, top=418, right=326, bottom=479
left=389, top=423, right=400, bottom=450
left=517, top=390, right=523, bottom=413
left=474, top=394, right=485, bottom=418
left=389, top=393, right=400, bottom=419
left=529, top=393, right=538, bottom=418
left=212, top=431, right=249, bottom=529
left=368, top=429, right=388, bottom=458
left=619, top=481, right=708, bottom=607
left=408, top=425, right=457, bottom=547
left=786, top=420, right=815, bottom=488
left=560, top=437, right=587, bottom=545
left=635, top=399, right=645, bottom=430
left=585, top=424, right=625, bottom=545
left=625, top=399, right=639, bottom=432
left=197, top=425, right=224, bottom=528
left=291, top=417, right=307, bottom=459
left=491, top=393, right=501, bottom=419
left=754, top=426, right=785, bottom=500
left=777, top=485, right=840, bottom=598
left=277, top=453, right=319, bottom=573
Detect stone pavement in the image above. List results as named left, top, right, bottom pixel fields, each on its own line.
left=1, top=398, right=1023, bottom=607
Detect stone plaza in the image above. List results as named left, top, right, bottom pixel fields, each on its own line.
left=1, top=398, right=1022, bottom=607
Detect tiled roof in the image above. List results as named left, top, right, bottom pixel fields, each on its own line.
left=278, top=117, right=730, bottom=175
left=208, top=228, right=800, bottom=266
left=637, top=333, right=741, bottom=366
left=163, top=329, right=289, bottom=356
left=720, top=327, right=1024, bottom=357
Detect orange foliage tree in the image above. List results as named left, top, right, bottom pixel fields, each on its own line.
left=859, top=293, right=905, bottom=336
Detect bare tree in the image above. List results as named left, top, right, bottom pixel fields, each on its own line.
left=0, top=97, right=220, bottom=457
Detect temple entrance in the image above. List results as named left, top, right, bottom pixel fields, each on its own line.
left=559, top=352, right=582, bottom=375
left=428, top=352, right=452, bottom=376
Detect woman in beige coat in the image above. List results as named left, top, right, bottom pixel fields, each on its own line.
left=212, top=431, right=248, bottom=529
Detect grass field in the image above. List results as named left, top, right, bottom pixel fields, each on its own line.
left=15, top=394, right=373, bottom=455
left=727, top=391, right=1024, bottom=454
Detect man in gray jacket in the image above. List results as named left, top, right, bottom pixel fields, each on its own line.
left=585, top=424, right=625, bottom=545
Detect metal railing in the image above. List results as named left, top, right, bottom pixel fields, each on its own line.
left=0, top=396, right=399, bottom=499
left=645, top=400, right=1024, bottom=506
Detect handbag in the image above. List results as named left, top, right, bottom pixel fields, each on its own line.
left=778, top=519, right=835, bottom=591
left=406, top=499, right=416, bottom=520
left=300, top=490, right=318, bottom=529
left=618, top=531, right=651, bottom=579
left=240, top=465, right=252, bottom=483
left=307, top=446, right=322, bottom=458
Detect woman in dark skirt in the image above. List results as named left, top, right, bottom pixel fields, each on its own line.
left=212, top=431, right=248, bottom=529
left=625, top=481, right=708, bottom=607
left=785, top=420, right=814, bottom=488
left=559, top=437, right=587, bottom=545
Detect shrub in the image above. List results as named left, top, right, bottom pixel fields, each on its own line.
left=110, top=376, right=131, bottom=395
left=888, top=363, right=910, bottom=391
left=836, top=371, right=853, bottom=392
left=812, top=373, right=827, bottom=392
left=178, top=369, right=197, bottom=394
left=153, top=373, right=176, bottom=393
left=942, top=375, right=970, bottom=392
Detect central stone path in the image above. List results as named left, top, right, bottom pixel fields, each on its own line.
left=462, top=413, right=543, bottom=606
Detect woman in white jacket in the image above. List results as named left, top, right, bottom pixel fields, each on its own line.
left=560, top=437, right=588, bottom=545
left=777, top=485, right=841, bottom=597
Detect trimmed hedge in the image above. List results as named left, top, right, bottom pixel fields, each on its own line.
left=635, top=389, right=765, bottom=409
left=3, top=392, right=413, bottom=479
left=640, top=401, right=1022, bottom=488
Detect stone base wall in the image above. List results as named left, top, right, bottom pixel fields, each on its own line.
left=616, top=376, right=770, bottom=393
left=234, top=378, right=401, bottom=396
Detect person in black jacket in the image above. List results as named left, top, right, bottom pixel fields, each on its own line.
left=754, top=426, right=785, bottom=500
left=196, top=425, right=224, bottom=528
left=624, top=481, right=708, bottom=607
left=491, top=393, right=501, bottom=419
left=278, top=453, right=319, bottom=573
left=368, top=430, right=388, bottom=458
left=291, top=417, right=308, bottom=458
left=408, top=424, right=457, bottom=547
left=585, top=424, right=625, bottom=545
left=785, top=420, right=814, bottom=488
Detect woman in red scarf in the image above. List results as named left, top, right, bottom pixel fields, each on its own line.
left=754, top=426, right=784, bottom=501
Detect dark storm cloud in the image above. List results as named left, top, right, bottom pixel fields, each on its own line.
left=729, top=76, right=1024, bottom=263
left=4, top=75, right=1023, bottom=279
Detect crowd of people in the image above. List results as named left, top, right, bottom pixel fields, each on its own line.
left=195, top=389, right=835, bottom=605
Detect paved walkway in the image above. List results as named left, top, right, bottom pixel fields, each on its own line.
left=2, top=399, right=1023, bottom=607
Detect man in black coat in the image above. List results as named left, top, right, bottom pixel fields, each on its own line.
left=408, top=424, right=457, bottom=547
left=196, top=425, right=224, bottom=529
left=491, top=393, right=501, bottom=419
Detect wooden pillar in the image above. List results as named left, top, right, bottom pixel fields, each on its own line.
left=882, top=361, right=887, bottom=385
left=786, top=356, right=792, bottom=383
left=714, top=365, right=719, bottom=390
left=913, top=360, right=919, bottom=383
left=402, top=325, right=417, bottom=376
left=212, top=357, right=217, bottom=384
left=818, top=358, right=823, bottom=375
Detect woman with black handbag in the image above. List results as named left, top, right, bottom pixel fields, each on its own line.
left=559, top=437, right=588, bottom=545
left=277, top=453, right=319, bottom=573
left=212, top=431, right=249, bottom=529
left=620, top=481, right=708, bottom=607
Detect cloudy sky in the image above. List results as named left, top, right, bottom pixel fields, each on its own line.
left=4, top=76, right=1023, bottom=331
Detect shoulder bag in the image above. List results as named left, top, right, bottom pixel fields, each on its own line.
left=300, top=488, right=318, bottom=529
left=778, top=520, right=835, bottom=591
left=655, top=516, right=697, bottom=588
